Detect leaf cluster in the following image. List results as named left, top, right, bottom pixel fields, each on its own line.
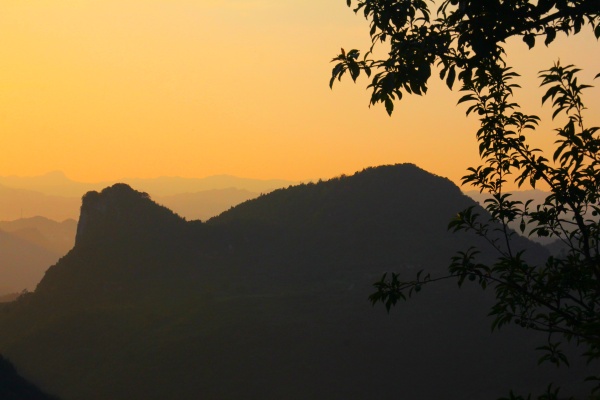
left=330, top=0, right=600, bottom=115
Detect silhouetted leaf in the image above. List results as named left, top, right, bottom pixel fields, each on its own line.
left=544, top=27, right=556, bottom=46
left=523, top=34, right=535, bottom=49
left=446, top=66, right=456, bottom=89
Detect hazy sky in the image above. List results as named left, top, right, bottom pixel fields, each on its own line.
left=1, top=1, right=598, bottom=189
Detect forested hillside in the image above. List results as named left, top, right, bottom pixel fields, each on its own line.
left=0, top=164, right=590, bottom=400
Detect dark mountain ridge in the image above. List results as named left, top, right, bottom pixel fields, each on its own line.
left=0, top=355, right=59, bottom=400
left=0, top=164, right=590, bottom=400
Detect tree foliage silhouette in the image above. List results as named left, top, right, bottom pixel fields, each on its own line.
left=330, top=0, right=599, bottom=114
left=330, top=1, right=600, bottom=399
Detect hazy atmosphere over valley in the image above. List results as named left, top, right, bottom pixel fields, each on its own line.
left=1, top=1, right=599, bottom=399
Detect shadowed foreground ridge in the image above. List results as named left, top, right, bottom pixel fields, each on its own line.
left=0, top=164, right=592, bottom=400
left=0, top=355, right=59, bottom=400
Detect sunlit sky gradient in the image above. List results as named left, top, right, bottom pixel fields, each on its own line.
left=1, top=1, right=598, bottom=189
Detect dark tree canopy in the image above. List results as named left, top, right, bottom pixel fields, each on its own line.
left=330, top=0, right=600, bottom=114
left=331, top=1, right=600, bottom=399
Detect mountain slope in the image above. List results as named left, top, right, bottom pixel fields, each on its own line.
left=0, top=355, right=59, bottom=400
left=0, top=164, right=590, bottom=400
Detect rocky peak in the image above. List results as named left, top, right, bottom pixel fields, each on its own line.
left=75, top=183, right=182, bottom=246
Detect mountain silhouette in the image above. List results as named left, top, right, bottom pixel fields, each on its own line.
left=0, top=164, right=591, bottom=400
left=0, top=177, right=271, bottom=222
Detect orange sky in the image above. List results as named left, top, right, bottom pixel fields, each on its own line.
left=0, top=1, right=598, bottom=189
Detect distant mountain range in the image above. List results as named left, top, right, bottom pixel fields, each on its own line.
left=0, top=164, right=590, bottom=400
left=0, top=217, right=76, bottom=295
left=0, top=230, right=60, bottom=295
left=0, top=185, right=80, bottom=221
left=0, top=170, right=296, bottom=197
left=0, top=171, right=294, bottom=221
left=0, top=217, right=77, bottom=255
left=0, top=170, right=553, bottom=223
left=155, top=188, right=259, bottom=221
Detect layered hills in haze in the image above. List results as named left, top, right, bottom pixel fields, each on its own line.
left=0, top=217, right=76, bottom=255
left=0, top=171, right=292, bottom=221
left=0, top=217, right=76, bottom=295
left=0, top=170, right=294, bottom=198
left=0, top=164, right=590, bottom=399
left=0, top=229, right=56, bottom=295
left=0, top=173, right=278, bottom=295
left=0, top=184, right=80, bottom=222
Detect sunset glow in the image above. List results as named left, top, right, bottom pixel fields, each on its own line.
left=1, top=1, right=598, bottom=188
